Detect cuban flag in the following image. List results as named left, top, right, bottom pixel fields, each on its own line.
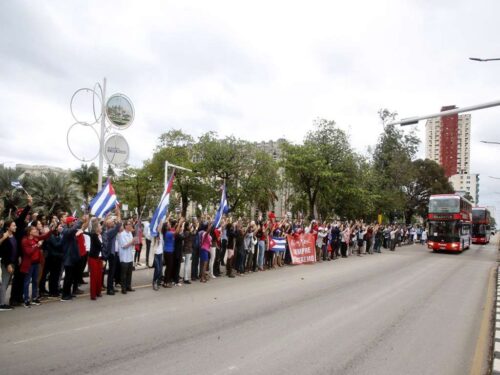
left=89, top=178, right=118, bottom=218
left=213, top=184, right=229, bottom=229
left=269, top=237, right=287, bottom=252
left=150, top=171, right=175, bottom=237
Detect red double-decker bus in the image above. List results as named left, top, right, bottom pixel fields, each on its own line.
left=471, top=207, right=491, bottom=244
left=427, top=194, right=472, bottom=252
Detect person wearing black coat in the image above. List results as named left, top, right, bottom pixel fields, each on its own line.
left=9, top=195, right=32, bottom=306
left=43, top=224, right=64, bottom=297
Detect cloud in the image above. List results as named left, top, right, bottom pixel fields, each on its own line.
left=1, top=0, right=500, bottom=222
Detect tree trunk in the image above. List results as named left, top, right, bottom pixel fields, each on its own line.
left=181, top=192, right=188, bottom=218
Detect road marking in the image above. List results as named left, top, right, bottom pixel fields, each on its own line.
left=470, top=266, right=495, bottom=375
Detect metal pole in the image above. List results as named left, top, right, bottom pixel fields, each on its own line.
left=469, top=57, right=500, bottom=62
left=164, top=160, right=193, bottom=189
left=387, top=99, right=500, bottom=126
left=164, top=161, right=168, bottom=190
left=98, top=78, right=106, bottom=191
left=481, top=141, right=500, bottom=145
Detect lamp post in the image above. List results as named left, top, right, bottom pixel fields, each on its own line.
left=164, top=161, right=193, bottom=189
left=480, top=141, right=500, bottom=145
left=469, top=57, right=500, bottom=62
left=68, top=78, right=134, bottom=191
left=387, top=100, right=500, bottom=126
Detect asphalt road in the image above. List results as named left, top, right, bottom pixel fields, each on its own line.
left=0, top=240, right=497, bottom=375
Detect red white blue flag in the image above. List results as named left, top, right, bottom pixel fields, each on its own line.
left=89, top=178, right=118, bottom=218
left=150, top=171, right=175, bottom=236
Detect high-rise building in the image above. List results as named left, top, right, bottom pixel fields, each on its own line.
left=425, top=106, right=479, bottom=203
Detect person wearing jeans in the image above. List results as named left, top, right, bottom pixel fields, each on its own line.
left=0, top=220, right=18, bottom=310
left=152, top=233, right=163, bottom=290
left=257, top=240, right=266, bottom=270
left=118, top=221, right=136, bottom=294
left=256, top=221, right=267, bottom=271
left=21, top=225, right=51, bottom=307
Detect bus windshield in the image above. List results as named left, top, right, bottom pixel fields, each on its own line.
left=429, top=198, right=460, bottom=214
left=428, top=220, right=460, bottom=242
left=472, top=224, right=487, bottom=236
left=472, top=209, right=487, bottom=222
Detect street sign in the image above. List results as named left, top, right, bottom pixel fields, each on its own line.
left=104, top=133, right=129, bottom=166
left=105, top=93, right=134, bottom=129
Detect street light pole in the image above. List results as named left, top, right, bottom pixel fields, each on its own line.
left=98, top=77, right=106, bottom=191
left=480, top=141, right=500, bottom=145
left=469, top=57, right=500, bottom=62
left=387, top=99, right=500, bottom=126
left=164, top=161, right=193, bottom=189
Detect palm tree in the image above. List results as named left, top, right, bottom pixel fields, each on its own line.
left=72, top=163, right=98, bottom=205
left=0, top=166, right=26, bottom=217
left=27, top=172, right=81, bottom=215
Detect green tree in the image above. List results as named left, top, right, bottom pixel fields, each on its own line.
left=106, top=164, right=116, bottom=178
left=372, top=109, right=420, bottom=222
left=195, top=132, right=279, bottom=216
left=280, top=119, right=355, bottom=219
left=27, top=172, right=81, bottom=215
left=402, top=159, right=454, bottom=224
left=113, top=167, right=155, bottom=219
left=146, top=129, right=206, bottom=217
left=71, top=163, right=98, bottom=205
left=0, top=166, right=26, bottom=217
left=463, top=192, right=474, bottom=204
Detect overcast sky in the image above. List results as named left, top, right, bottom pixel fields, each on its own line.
left=1, top=0, right=500, bottom=220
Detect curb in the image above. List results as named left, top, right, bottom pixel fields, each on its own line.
left=493, top=266, right=500, bottom=374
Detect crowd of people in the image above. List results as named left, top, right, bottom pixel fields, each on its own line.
left=0, top=197, right=428, bottom=311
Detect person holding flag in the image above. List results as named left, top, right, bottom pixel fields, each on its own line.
left=213, top=184, right=229, bottom=229
left=11, top=180, right=29, bottom=196
left=211, top=184, right=229, bottom=278
left=9, top=195, right=33, bottom=307
left=89, top=178, right=118, bottom=219
left=102, top=205, right=122, bottom=295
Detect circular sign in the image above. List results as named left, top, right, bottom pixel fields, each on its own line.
left=70, top=88, right=102, bottom=126
left=106, top=93, right=134, bottom=129
left=67, top=122, right=100, bottom=162
left=104, top=133, right=129, bottom=166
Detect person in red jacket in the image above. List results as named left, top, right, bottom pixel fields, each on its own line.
left=21, top=225, right=52, bottom=308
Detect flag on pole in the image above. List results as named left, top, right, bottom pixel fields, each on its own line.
left=89, top=178, right=118, bottom=218
left=150, top=171, right=175, bottom=237
left=11, top=180, right=29, bottom=195
left=213, top=184, right=229, bottom=229
left=11, top=180, right=23, bottom=189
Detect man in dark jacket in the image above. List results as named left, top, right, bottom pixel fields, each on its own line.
left=102, top=206, right=122, bottom=295
left=0, top=220, right=18, bottom=310
left=8, top=195, right=32, bottom=306
left=60, top=215, right=88, bottom=301
left=44, top=223, right=64, bottom=297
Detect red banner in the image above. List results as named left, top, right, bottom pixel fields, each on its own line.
left=287, top=233, right=316, bottom=264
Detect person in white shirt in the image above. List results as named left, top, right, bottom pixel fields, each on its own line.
left=118, top=221, right=136, bottom=294
left=421, top=228, right=428, bottom=245
left=143, top=220, right=152, bottom=268
left=151, top=221, right=163, bottom=290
